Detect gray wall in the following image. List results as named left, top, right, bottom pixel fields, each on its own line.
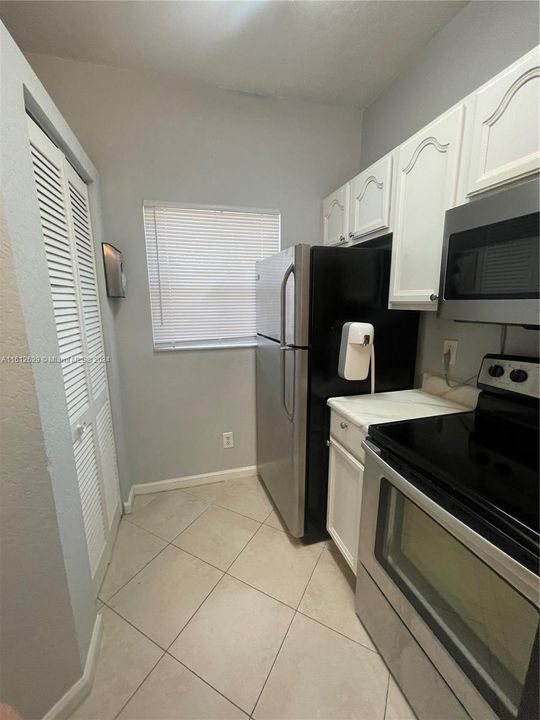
left=360, top=1, right=540, bottom=384
left=361, top=1, right=540, bottom=169
left=0, top=22, right=121, bottom=716
left=25, top=52, right=364, bottom=493
left=0, top=23, right=92, bottom=717
left=0, top=212, right=83, bottom=720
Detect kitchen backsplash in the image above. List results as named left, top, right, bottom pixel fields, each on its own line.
left=416, top=313, right=539, bottom=387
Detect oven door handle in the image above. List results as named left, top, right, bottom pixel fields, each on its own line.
left=361, top=439, right=539, bottom=606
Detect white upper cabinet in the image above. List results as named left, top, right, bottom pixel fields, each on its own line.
left=323, top=183, right=349, bottom=245
left=389, top=105, right=464, bottom=309
left=466, top=47, right=540, bottom=196
left=348, top=153, right=393, bottom=241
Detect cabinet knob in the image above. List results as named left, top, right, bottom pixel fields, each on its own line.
left=430, top=293, right=439, bottom=302
left=340, top=421, right=348, bottom=429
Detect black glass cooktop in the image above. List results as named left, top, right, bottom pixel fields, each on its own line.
left=369, top=407, right=539, bottom=571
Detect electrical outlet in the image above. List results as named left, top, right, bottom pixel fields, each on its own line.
left=443, top=339, right=458, bottom=366
left=222, top=431, right=234, bottom=449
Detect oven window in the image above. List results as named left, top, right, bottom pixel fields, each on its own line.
left=445, top=212, right=539, bottom=300
left=375, top=480, right=539, bottom=720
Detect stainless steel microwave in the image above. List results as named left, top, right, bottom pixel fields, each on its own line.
left=439, top=178, right=539, bottom=326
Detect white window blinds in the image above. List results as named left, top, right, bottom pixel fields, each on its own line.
left=143, top=204, right=280, bottom=349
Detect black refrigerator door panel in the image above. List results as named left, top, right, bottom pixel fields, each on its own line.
left=304, top=246, right=419, bottom=542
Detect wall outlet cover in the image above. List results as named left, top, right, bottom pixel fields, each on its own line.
left=443, top=339, right=458, bottom=366
left=222, top=431, right=234, bottom=449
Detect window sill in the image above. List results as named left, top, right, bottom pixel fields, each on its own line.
left=154, top=341, right=257, bottom=352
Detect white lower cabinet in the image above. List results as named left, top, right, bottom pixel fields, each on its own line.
left=327, top=433, right=364, bottom=574
left=389, top=105, right=464, bottom=309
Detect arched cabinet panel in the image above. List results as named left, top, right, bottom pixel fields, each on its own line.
left=323, top=183, right=349, bottom=246
left=467, top=47, right=540, bottom=195
left=389, top=105, right=464, bottom=308
left=349, top=154, right=393, bottom=240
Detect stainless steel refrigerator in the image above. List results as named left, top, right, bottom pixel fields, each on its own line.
left=256, top=243, right=419, bottom=542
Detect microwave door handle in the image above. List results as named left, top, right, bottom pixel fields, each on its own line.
left=280, top=262, right=295, bottom=421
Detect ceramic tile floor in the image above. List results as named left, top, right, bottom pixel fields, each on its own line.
left=75, top=475, right=416, bottom=720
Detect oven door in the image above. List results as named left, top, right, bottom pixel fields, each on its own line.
left=359, top=440, right=539, bottom=720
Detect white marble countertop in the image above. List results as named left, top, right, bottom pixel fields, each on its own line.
left=327, top=374, right=479, bottom=433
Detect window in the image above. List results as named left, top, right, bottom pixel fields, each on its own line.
left=143, top=203, right=280, bottom=349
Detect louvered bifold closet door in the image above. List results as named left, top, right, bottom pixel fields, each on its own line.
left=27, top=117, right=119, bottom=586
left=64, top=163, right=120, bottom=527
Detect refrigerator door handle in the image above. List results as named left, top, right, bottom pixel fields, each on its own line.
left=280, top=348, right=295, bottom=422
left=279, top=262, right=294, bottom=349
left=280, top=262, right=295, bottom=421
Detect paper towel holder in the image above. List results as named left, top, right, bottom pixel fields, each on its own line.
left=338, top=322, right=375, bottom=390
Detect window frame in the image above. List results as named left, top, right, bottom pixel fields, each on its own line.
left=142, top=201, right=281, bottom=351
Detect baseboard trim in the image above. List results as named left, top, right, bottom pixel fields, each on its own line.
left=43, top=612, right=103, bottom=720
left=92, top=503, right=122, bottom=595
left=123, top=465, right=259, bottom=514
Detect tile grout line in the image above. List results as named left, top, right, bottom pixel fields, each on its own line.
left=293, top=545, right=382, bottom=655
left=100, top=540, right=172, bottom=605
left=250, top=607, right=297, bottom=719
left=295, top=542, right=325, bottom=611
left=111, top=650, right=166, bottom=720
left=101, top=540, right=375, bottom=712
left=122, top=515, right=180, bottom=543
left=383, top=671, right=391, bottom=720
left=164, top=571, right=226, bottom=653
left=294, top=608, right=381, bottom=656
left=249, top=540, right=324, bottom=717
left=169, top=509, right=263, bottom=570
left=180, top=480, right=273, bottom=525
left=105, top=510, right=363, bottom=650
left=104, top=501, right=219, bottom=602
left=170, top=655, right=250, bottom=718
left=222, top=572, right=296, bottom=611
left=103, top=603, right=168, bottom=651
left=101, top=481, right=375, bottom=718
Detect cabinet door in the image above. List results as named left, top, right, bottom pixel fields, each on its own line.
left=467, top=47, right=540, bottom=196
left=389, top=105, right=464, bottom=308
left=322, top=183, right=349, bottom=245
left=327, top=438, right=364, bottom=574
left=349, top=154, right=393, bottom=240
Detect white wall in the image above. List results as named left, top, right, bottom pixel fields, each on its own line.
left=0, top=22, right=104, bottom=717
left=360, top=1, right=540, bottom=383
left=25, top=52, right=364, bottom=493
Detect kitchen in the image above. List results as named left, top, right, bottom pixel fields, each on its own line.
left=1, top=2, right=538, bottom=720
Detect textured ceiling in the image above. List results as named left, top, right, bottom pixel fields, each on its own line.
left=0, top=1, right=467, bottom=107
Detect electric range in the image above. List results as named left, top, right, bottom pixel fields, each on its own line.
left=356, top=354, right=539, bottom=720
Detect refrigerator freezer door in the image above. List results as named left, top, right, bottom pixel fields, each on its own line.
left=256, top=335, right=308, bottom=537
left=256, top=244, right=310, bottom=347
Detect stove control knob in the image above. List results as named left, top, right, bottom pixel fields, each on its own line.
left=488, top=364, right=504, bottom=378
left=510, top=369, right=528, bottom=383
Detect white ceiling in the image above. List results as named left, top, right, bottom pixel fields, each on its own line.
left=0, top=1, right=467, bottom=108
